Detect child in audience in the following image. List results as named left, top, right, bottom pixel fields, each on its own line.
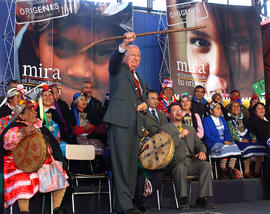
left=203, top=102, right=241, bottom=179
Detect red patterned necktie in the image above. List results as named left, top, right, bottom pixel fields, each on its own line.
left=131, top=70, right=141, bottom=96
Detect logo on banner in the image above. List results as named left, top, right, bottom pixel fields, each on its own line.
left=16, top=0, right=69, bottom=24
left=167, top=2, right=208, bottom=27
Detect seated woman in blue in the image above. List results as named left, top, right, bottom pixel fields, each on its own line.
left=203, top=102, right=241, bottom=179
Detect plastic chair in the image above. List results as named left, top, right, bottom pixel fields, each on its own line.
left=65, top=144, right=112, bottom=214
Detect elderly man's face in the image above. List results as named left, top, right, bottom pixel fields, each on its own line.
left=124, top=46, right=141, bottom=71
left=82, top=82, right=93, bottom=98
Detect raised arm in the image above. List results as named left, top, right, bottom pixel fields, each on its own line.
left=108, top=32, right=136, bottom=75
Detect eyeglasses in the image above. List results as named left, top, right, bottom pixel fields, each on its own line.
left=171, top=110, right=182, bottom=113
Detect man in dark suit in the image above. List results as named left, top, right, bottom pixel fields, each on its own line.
left=144, top=90, right=168, bottom=136
left=135, top=90, right=168, bottom=211
left=191, top=85, right=208, bottom=119
left=103, top=32, right=147, bottom=214
left=161, top=103, right=216, bottom=210
left=82, top=80, right=104, bottom=126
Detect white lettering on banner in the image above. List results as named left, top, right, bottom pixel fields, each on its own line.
left=176, top=60, right=206, bottom=74
left=22, top=64, right=61, bottom=80
left=169, top=6, right=199, bottom=19
left=16, top=0, right=69, bottom=24
left=19, top=3, right=59, bottom=16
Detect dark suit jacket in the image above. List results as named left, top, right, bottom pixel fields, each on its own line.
left=161, top=123, right=207, bottom=169
left=86, top=96, right=104, bottom=126
left=191, top=99, right=208, bottom=119
left=144, top=109, right=168, bottom=136
left=103, top=48, right=147, bottom=131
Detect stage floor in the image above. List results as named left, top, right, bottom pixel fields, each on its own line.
left=6, top=199, right=270, bottom=213
left=89, top=200, right=270, bottom=214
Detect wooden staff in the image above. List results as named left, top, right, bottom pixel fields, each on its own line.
left=80, top=25, right=206, bottom=54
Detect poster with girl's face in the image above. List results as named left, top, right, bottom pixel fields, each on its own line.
left=15, top=0, right=132, bottom=105
left=167, top=0, right=264, bottom=98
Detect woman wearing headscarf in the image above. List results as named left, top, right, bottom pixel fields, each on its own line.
left=157, top=78, right=177, bottom=113
left=37, top=85, right=75, bottom=156
left=227, top=100, right=266, bottom=178
left=71, top=91, right=105, bottom=160
left=0, top=84, right=25, bottom=119
left=0, top=99, right=69, bottom=214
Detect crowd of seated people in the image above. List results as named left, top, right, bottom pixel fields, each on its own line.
left=1, top=78, right=270, bottom=213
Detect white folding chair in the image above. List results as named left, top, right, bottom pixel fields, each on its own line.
left=65, top=144, right=112, bottom=214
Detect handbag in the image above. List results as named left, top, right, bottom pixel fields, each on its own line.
left=37, top=154, right=69, bottom=193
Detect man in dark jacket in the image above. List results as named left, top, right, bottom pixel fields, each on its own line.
left=103, top=32, right=147, bottom=214
left=82, top=80, right=105, bottom=126
left=135, top=90, right=168, bottom=211
left=191, top=85, right=208, bottom=119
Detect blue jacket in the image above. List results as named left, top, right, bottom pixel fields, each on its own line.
left=203, top=115, right=232, bottom=150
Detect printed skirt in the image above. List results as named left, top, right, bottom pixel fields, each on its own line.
left=210, top=142, right=241, bottom=158
left=235, top=136, right=267, bottom=158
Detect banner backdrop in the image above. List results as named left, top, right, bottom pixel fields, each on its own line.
left=14, top=1, right=132, bottom=104
left=167, top=1, right=264, bottom=98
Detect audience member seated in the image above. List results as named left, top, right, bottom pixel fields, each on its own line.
left=180, top=94, right=204, bottom=139
left=71, top=92, right=105, bottom=172
left=191, top=85, right=208, bottom=119
left=161, top=103, right=216, bottom=210
left=37, top=85, right=75, bottom=156
left=0, top=99, right=68, bottom=214
left=81, top=80, right=107, bottom=145
left=227, top=101, right=266, bottom=178
left=157, top=78, right=177, bottom=113
left=0, top=84, right=25, bottom=118
left=0, top=80, right=19, bottom=104
left=212, top=93, right=228, bottom=119
left=135, top=90, right=168, bottom=211
left=248, top=94, right=260, bottom=115
left=249, top=103, right=270, bottom=145
left=144, top=90, right=168, bottom=136
left=203, top=102, right=241, bottom=179
left=51, top=84, right=76, bottom=137
left=81, top=80, right=105, bottom=126
left=226, top=90, right=249, bottom=119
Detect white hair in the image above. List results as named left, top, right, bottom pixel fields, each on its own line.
left=125, top=45, right=141, bottom=56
